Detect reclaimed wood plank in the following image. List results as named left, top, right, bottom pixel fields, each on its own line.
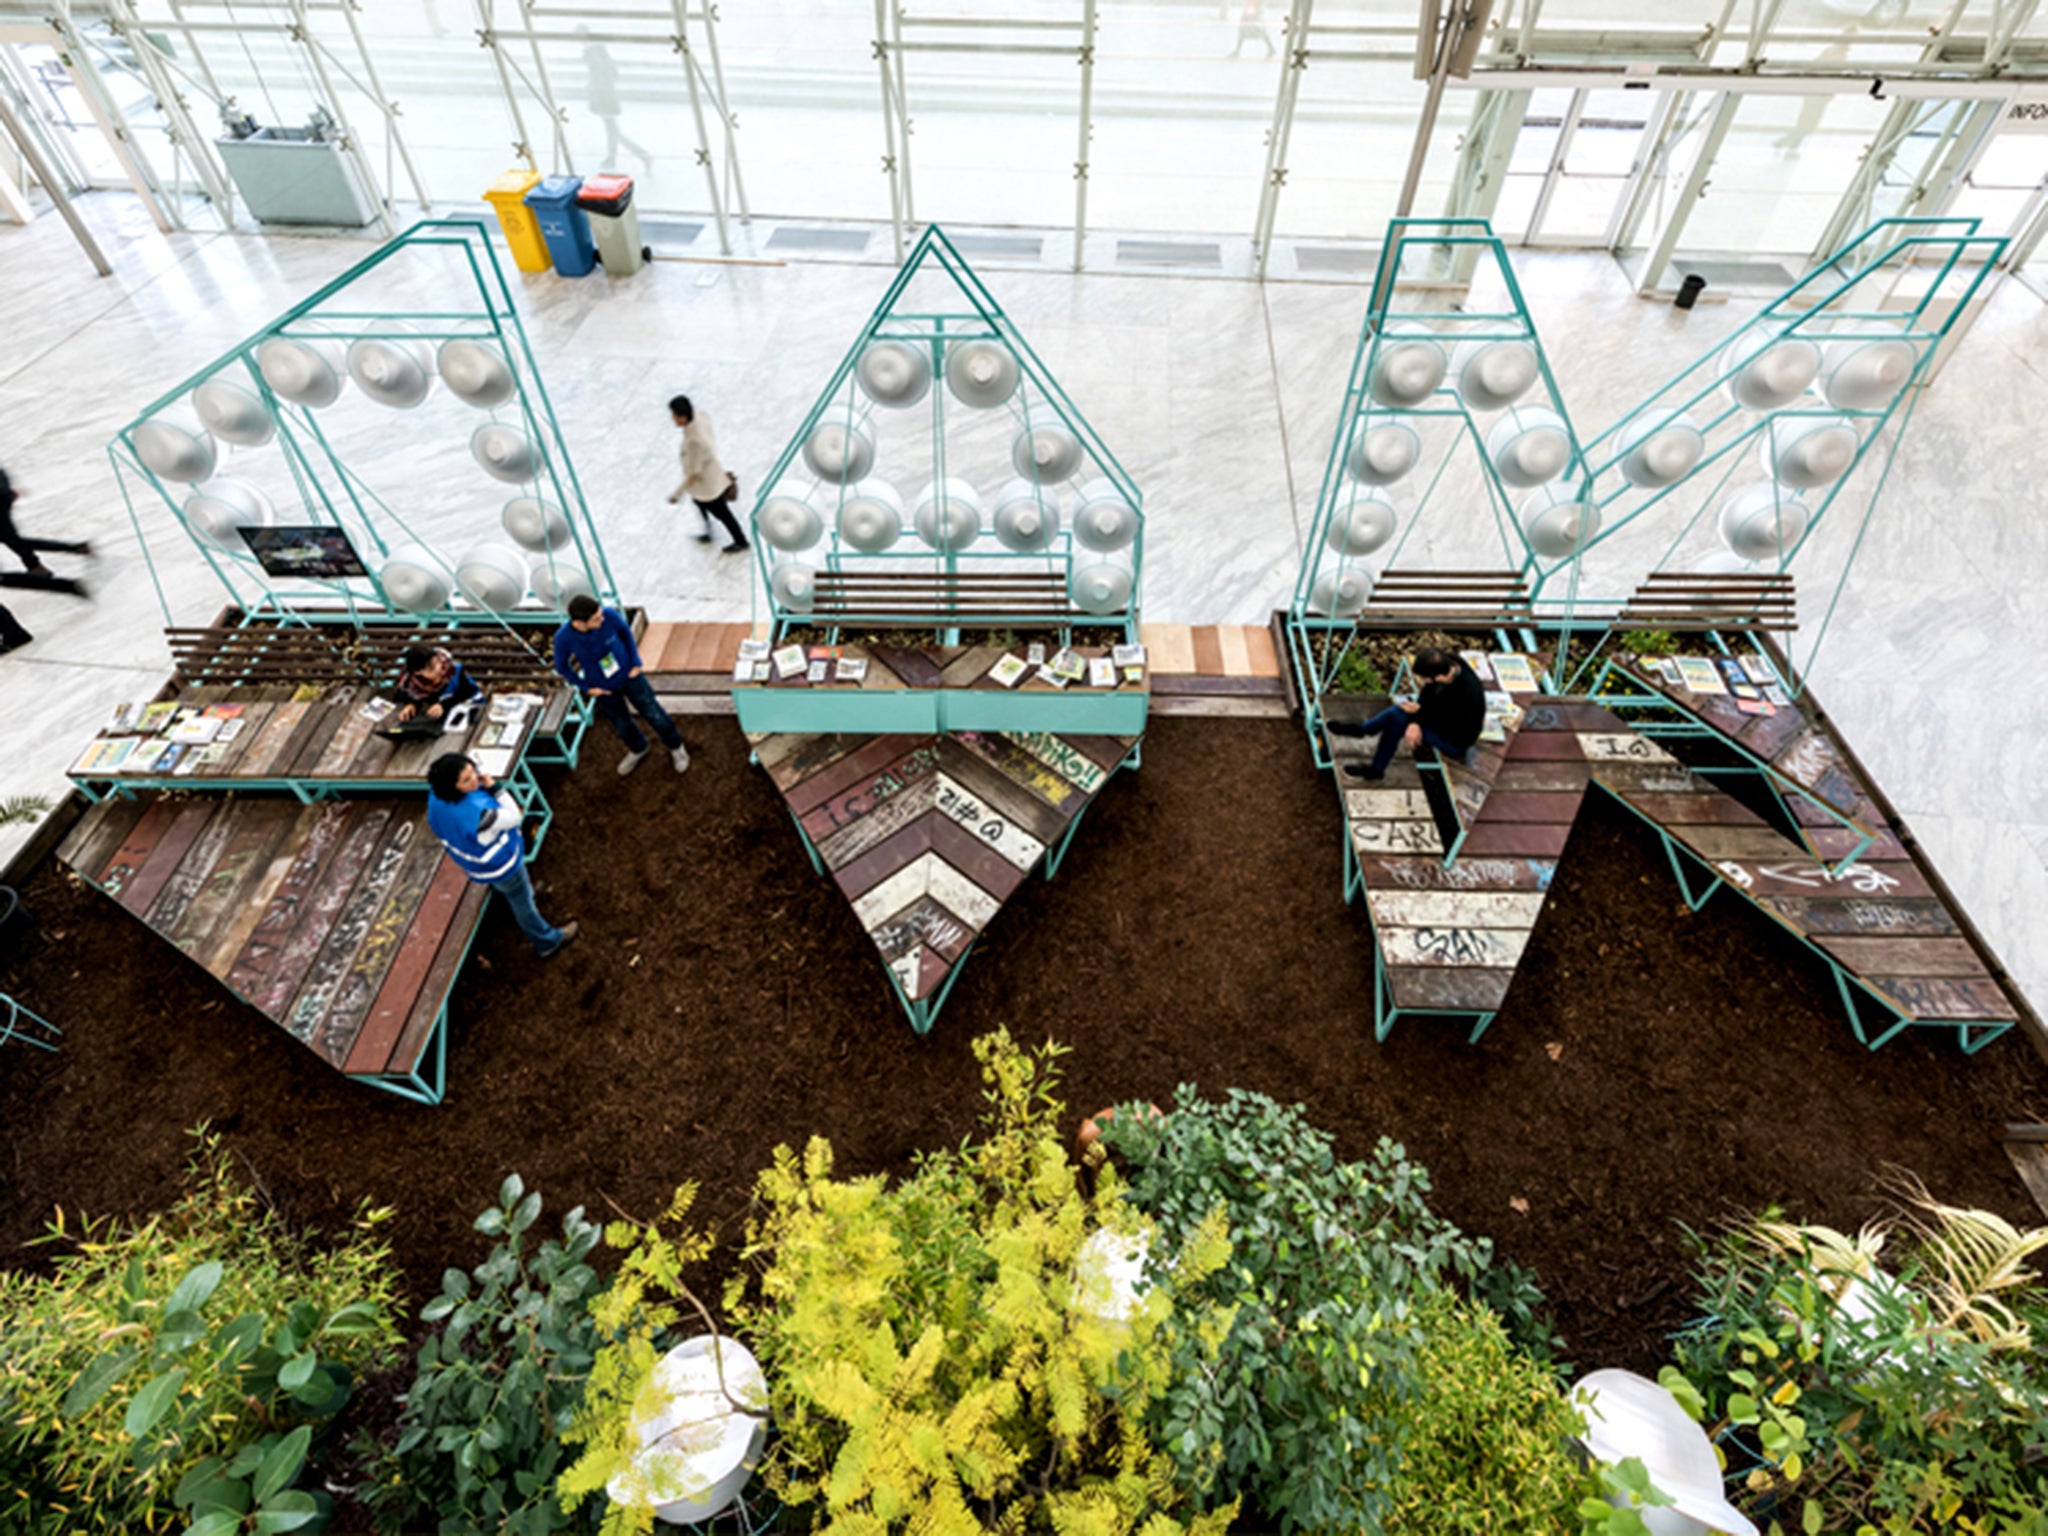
left=248, top=805, right=391, bottom=1018
left=159, top=800, right=274, bottom=955
left=1214, top=624, right=1252, bottom=678
left=869, top=645, right=946, bottom=689
left=311, top=693, right=384, bottom=777
left=1386, top=966, right=1516, bottom=1013
left=1706, top=856, right=1933, bottom=901
left=1352, top=819, right=1445, bottom=856
left=868, top=895, right=974, bottom=968
left=1345, top=789, right=1434, bottom=821
left=786, top=735, right=936, bottom=819
left=852, top=858, right=932, bottom=932
left=798, top=741, right=942, bottom=843
left=1668, top=825, right=1806, bottom=862
left=1057, top=733, right=1136, bottom=773
left=1469, top=791, right=1587, bottom=824
left=1519, top=701, right=1621, bottom=732
left=1241, top=623, right=1281, bottom=678
left=1456, top=822, right=1573, bottom=859
left=312, top=819, right=445, bottom=1065
left=1576, top=732, right=1679, bottom=765
left=679, top=623, right=725, bottom=674
left=951, top=731, right=1087, bottom=815
left=939, top=645, right=1008, bottom=688
left=931, top=815, right=1028, bottom=904
left=1587, top=762, right=1699, bottom=796
left=1381, top=925, right=1532, bottom=968
left=765, top=732, right=875, bottom=792
left=1611, top=789, right=1764, bottom=826
left=384, top=881, right=489, bottom=1079
left=121, top=802, right=220, bottom=917
left=832, top=818, right=936, bottom=903
left=67, top=798, right=150, bottom=888
left=1367, top=891, right=1547, bottom=929
left=285, top=812, right=420, bottom=1046
left=1736, top=705, right=1808, bottom=759
left=1140, top=622, right=1196, bottom=675
left=234, top=699, right=311, bottom=777
left=928, top=855, right=1004, bottom=932
left=934, top=739, right=1074, bottom=844
left=1494, top=761, right=1601, bottom=793
left=346, top=855, right=470, bottom=1075
left=1862, top=974, right=2014, bottom=1022
left=712, top=622, right=750, bottom=671
left=1754, top=895, right=1958, bottom=937
left=223, top=804, right=357, bottom=1003
left=1001, top=731, right=1109, bottom=793
left=1190, top=626, right=1225, bottom=677
left=816, top=777, right=940, bottom=871
left=1804, top=826, right=1908, bottom=862
left=278, top=688, right=354, bottom=779
left=933, top=773, right=1046, bottom=872
left=1816, top=937, right=1989, bottom=979
left=200, top=804, right=324, bottom=977
left=1508, top=731, right=1590, bottom=761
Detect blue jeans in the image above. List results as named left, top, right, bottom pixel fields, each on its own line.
left=592, top=673, right=682, bottom=755
left=488, top=858, right=565, bottom=955
left=1354, top=704, right=1468, bottom=775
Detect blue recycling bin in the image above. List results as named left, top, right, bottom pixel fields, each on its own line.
left=523, top=173, right=596, bottom=277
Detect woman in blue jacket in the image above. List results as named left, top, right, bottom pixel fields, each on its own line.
left=426, top=752, right=578, bottom=957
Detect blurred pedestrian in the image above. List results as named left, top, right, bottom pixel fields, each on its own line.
left=665, top=395, right=750, bottom=554
left=0, top=466, right=90, bottom=596
left=0, top=602, right=29, bottom=655
left=582, top=31, right=654, bottom=171
left=1227, top=0, right=1275, bottom=59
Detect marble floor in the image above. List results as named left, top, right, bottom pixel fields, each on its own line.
left=2, top=192, right=2044, bottom=1023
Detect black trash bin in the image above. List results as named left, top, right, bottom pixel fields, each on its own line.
left=1675, top=273, right=1708, bottom=310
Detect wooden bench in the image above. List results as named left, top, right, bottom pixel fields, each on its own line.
left=1615, top=572, right=1797, bottom=633
left=1352, top=569, right=1535, bottom=628
left=55, top=793, right=490, bottom=1103
left=168, top=621, right=565, bottom=688
left=808, top=570, right=1075, bottom=622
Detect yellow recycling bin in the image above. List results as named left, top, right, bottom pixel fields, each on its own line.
left=482, top=169, right=549, bottom=273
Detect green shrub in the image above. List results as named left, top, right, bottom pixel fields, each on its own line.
left=1331, top=645, right=1387, bottom=695
left=562, top=1029, right=1236, bottom=1536
left=1383, top=1293, right=1593, bottom=1533
left=1097, top=1088, right=1532, bottom=1532
left=1666, top=1188, right=2048, bottom=1535
left=1619, top=630, right=1679, bottom=658
left=0, top=1126, right=399, bottom=1534
left=366, top=1176, right=608, bottom=1535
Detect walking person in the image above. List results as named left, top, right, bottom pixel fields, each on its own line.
left=552, top=592, right=691, bottom=776
left=1226, top=0, right=1275, bottom=59
left=581, top=32, right=654, bottom=171
left=426, top=752, right=579, bottom=958
left=0, top=466, right=91, bottom=596
left=0, top=602, right=30, bottom=655
left=665, top=395, right=750, bottom=553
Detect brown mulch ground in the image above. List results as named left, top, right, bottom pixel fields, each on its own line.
left=3, top=714, right=2043, bottom=1388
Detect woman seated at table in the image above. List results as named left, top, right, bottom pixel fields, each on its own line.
left=394, top=645, right=482, bottom=722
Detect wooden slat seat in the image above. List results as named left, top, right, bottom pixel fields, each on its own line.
left=1615, top=571, right=1797, bottom=632
left=168, top=621, right=563, bottom=688
left=1350, top=568, right=1535, bottom=628
left=809, top=570, right=1074, bottom=621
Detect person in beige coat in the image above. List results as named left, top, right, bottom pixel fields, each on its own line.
left=665, top=395, right=750, bottom=553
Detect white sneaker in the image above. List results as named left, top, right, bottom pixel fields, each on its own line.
left=617, top=747, right=649, bottom=777
left=670, top=743, right=691, bottom=773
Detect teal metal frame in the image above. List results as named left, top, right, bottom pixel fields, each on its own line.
left=1, top=994, right=62, bottom=1053
left=750, top=224, right=1144, bottom=644
left=108, top=218, right=616, bottom=648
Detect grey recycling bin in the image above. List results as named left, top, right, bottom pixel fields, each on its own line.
left=576, top=173, right=647, bottom=277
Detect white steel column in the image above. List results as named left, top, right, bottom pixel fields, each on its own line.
left=1072, top=0, right=1095, bottom=271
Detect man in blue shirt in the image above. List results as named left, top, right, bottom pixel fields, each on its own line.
left=426, top=752, right=578, bottom=957
left=552, top=594, right=690, bottom=777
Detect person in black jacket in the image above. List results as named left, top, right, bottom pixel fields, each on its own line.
left=1327, top=646, right=1487, bottom=782
left=0, top=466, right=90, bottom=595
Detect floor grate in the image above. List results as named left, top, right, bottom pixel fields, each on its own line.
left=945, top=233, right=1046, bottom=261
left=1668, top=256, right=1801, bottom=290
left=1116, top=239, right=1222, bottom=268
left=766, top=226, right=872, bottom=254
left=640, top=219, right=704, bottom=247
left=1293, top=244, right=1381, bottom=273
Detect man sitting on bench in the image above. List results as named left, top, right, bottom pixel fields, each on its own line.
left=1327, top=645, right=1486, bottom=783
left=393, top=644, right=481, bottom=724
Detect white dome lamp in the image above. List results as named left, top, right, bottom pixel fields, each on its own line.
left=836, top=479, right=904, bottom=553
left=1575, top=1369, right=1759, bottom=1536
left=914, top=477, right=985, bottom=551
left=1519, top=483, right=1601, bottom=561
left=1615, top=409, right=1706, bottom=489
left=1487, top=406, right=1574, bottom=489
left=1366, top=336, right=1448, bottom=408
left=1717, top=482, right=1811, bottom=562
left=1327, top=490, right=1397, bottom=559
left=1011, top=423, right=1085, bottom=484
left=770, top=561, right=817, bottom=613
left=192, top=378, right=276, bottom=448
left=255, top=335, right=346, bottom=409
left=471, top=422, right=541, bottom=485
left=856, top=338, right=933, bottom=408
left=455, top=542, right=530, bottom=610
left=346, top=332, right=435, bottom=409
left=529, top=556, right=596, bottom=609
left=500, top=496, right=571, bottom=553
left=1072, top=478, right=1139, bottom=553
left=181, top=478, right=275, bottom=552
left=1069, top=563, right=1134, bottom=616
left=1694, top=549, right=1763, bottom=576
left=1723, top=328, right=1822, bottom=412
left=992, top=478, right=1063, bottom=553
left=756, top=485, right=825, bottom=553
left=1820, top=337, right=1919, bottom=411
left=1345, top=417, right=1422, bottom=487
left=605, top=1337, right=768, bottom=1525
left=802, top=420, right=875, bottom=484
left=1760, top=415, right=1859, bottom=490
left=1451, top=337, right=1540, bottom=412
left=437, top=338, right=518, bottom=409
left=132, top=413, right=219, bottom=484
left=378, top=543, right=453, bottom=614
left=1309, top=566, right=1372, bottom=619
left=944, top=339, right=1020, bottom=409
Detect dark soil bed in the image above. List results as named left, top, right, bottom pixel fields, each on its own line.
left=4, top=714, right=2043, bottom=1385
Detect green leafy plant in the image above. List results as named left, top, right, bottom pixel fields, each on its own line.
left=1098, top=1088, right=1537, bottom=1533
left=0, top=793, right=51, bottom=827
left=366, top=1176, right=608, bottom=1535
left=0, top=1126, right=399, bottom=1535
left=1666, top=1180, right=2048, bottom=1535
left=1382, top=1292, right=1594, bottom=1532
left=1619, top=630, right=1680, bottom=658
left=566, top=1028, right=1235, bottom=1536
left=1330, top=644, right=1387, bottom=695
